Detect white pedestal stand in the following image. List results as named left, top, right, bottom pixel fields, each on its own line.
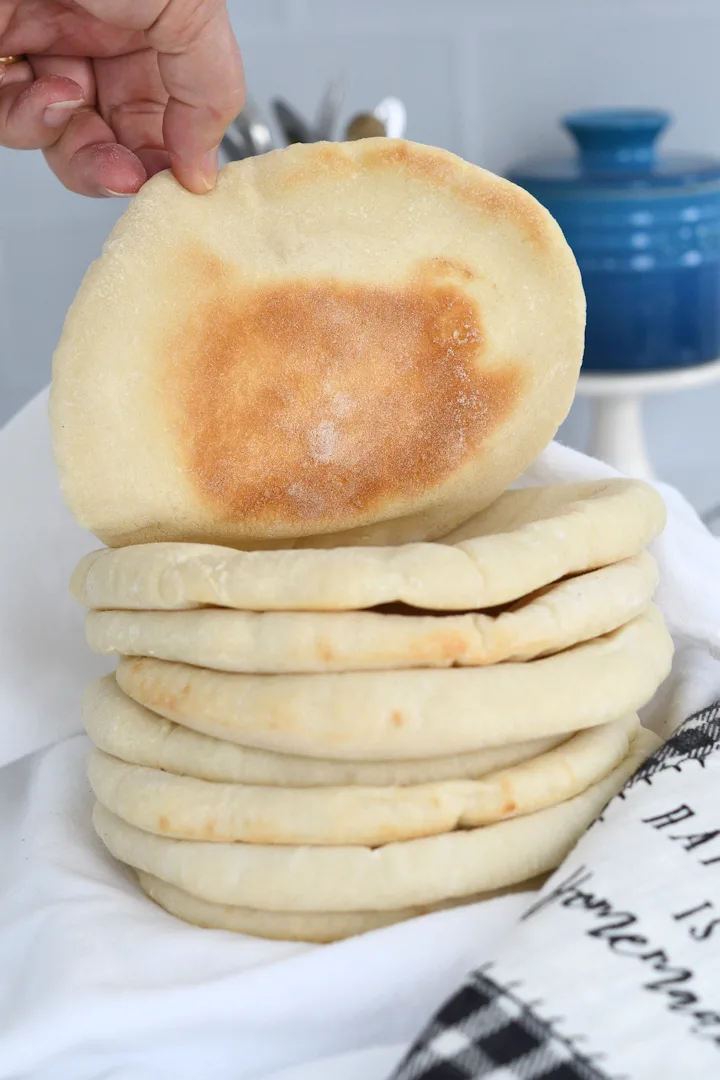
left=575, top=357, right=720, bottom=480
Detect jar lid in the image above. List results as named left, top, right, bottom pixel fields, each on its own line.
left=508, top=109, right=720, bottom=193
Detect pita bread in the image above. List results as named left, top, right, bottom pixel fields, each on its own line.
left=84, top=676, right=568, bottom=786
left=85, top=552, right=657, bottom=673
left=135, top=872, right=546, bottom=942
left=92, top=728, right=659, bottom=911
left=87, top=715, right=637, bottom=846
left=71, top=480, right=665, bottom=613
left=51, top=140, right=584, bottom=550
left=116, top=608, right=672, bottom=760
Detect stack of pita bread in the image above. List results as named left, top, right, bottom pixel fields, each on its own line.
left=51, top=139, right=673, bottom=942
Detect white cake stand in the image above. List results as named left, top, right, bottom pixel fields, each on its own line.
left=575, top=357, right=720, bottom=480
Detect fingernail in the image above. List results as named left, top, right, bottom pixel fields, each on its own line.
left=200, top=147, right=219, bottom=190
left=44, top=99, right=84, bottom=128
left=100, top=188, right=133, bottom=198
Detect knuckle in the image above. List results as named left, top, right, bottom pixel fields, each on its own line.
left=149, top=0, right=218, bottom=52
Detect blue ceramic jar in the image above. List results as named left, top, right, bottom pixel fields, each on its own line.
left=507, top=109, right=720, bottom=372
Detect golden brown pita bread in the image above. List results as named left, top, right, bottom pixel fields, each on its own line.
left=87, top=716, right=637, bottom=845
left=115, top=608, right=673, bottom=760
left=136, top=872, right=546, bottom=942
left=51, top=139, right=584, bottom=549
left=84, top=552, right=658, bottom=672
left=92, top=729, right=659, bottom=912
left=84, top=676, right=569, bottom=787
left=71, top=480, right=665, bottom=613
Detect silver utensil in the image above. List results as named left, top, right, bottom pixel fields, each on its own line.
left=243, top=100, right=275, bottom=155
left=221, top=101, right=274, bottom=161
left=273, top=99, right=314, bottom=144
left=314, top=78, right=344, bottom=142
left=345, top=113, right=386, bottom=140
left=373, top=97, right=407, bottom=139
left=345, top=97, right=408, bottom=142
left=222, top=90, right=406, bottom=160
left=221, top=114, right=254, bottom=161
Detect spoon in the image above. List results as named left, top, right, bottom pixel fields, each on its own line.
left=345, top=113, right=386, bottom=140
left=221, top=101, right=274, bottom=161
left=243, top=100, right=275, bottom=155
left=373, top=97, right=407, bottom=139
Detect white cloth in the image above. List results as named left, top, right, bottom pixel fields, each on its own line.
left=1, top=389, right=719, bottom=1080
left=391, top=708, right=720, bottom=1080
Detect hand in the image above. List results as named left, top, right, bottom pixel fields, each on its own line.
left=0, top=0, right=245, bottom=196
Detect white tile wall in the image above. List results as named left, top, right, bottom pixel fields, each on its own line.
left=2, top=0, right=720, bottom=511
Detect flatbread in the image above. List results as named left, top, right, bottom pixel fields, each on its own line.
left=92, top=728, right=659, bottom=911
left=87, top=715, right=637, bottom=846
left=71, top=479, right=666, bottom=613
left=84, top=676, right=568, bottom=787
left=51, top=139, right=584, bottom=550
left=136, top=872, right=547, bottom=942
left=116, top=608, right=673, bottom=759
left=85, top=552, right=658, bottom=673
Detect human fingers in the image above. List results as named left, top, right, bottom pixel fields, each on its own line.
left=94, top=48, right=171, bottom=179
left=43, top=100, right=146, bottom=196
left=27, top=52, right=144, bottom=196
left=0, top=58, right=86, bottom=149
left=149, top=0, right=245, bottom=192
left=30, top=53, right=96, bottom=99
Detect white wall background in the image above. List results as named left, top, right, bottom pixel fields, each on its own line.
left=2, top=0, right=720, bottom=513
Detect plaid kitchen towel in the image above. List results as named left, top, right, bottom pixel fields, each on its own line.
left=391, top=700, right=720, bottom=1080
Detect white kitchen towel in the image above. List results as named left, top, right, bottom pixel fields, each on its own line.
left=0, top=390, right=110, bottom=769
left=1, top=389, right=720, bottom=1080
left=0, top=733, right=530, bottom=1080
left=391, top=699, right=720, bottom=1080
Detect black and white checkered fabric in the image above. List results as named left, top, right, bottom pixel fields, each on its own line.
left=391, top=968, right=611, bottom=1080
